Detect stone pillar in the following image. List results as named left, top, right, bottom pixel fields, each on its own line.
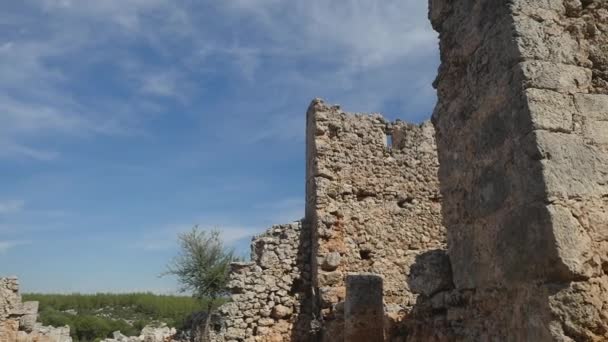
left=431, top=0, right=608, bottom=340
left=344, top=274, right=384, bottom=342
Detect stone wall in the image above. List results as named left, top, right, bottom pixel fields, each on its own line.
left=305, top=100, right=446, bottom=341
left=420, top=0, right=608, bottom=341
left=196, top=2, right=608, bottom=339
left=0, top=277, right=72, bottom=342
left=210, top=222, right=311, bottom=342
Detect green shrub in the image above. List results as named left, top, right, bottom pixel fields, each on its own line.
left=23, top=292, right=222, bottom=341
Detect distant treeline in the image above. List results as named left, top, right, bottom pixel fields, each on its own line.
left=22, top=292, right=224, bottom=341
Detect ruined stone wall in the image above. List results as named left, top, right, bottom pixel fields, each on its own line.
left=305, top=99, right=446, bottom=340
left=0, top=277, right=72, bottom=342
left=1, top=276, right=22, bottom=341
left=211, top=222, right=311, bottom=342
left=419, top=0, right=608, bottom=340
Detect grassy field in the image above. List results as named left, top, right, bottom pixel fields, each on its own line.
left=23, top=292, right=224, bottom=341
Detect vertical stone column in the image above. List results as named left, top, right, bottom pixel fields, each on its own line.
left=430, top=0, right=608, bottom=340
left=344, top=274, right=384, bottom=342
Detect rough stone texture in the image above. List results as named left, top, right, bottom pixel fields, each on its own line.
left=0, top=277, right=22, bottom=342
left=0, top=277, right=72, bottom=342
left=210, top=222, right=312, bottom=342
left=305, top=99, right=446, bottom=341
left=172, top=3, right=608, bottom=339
left=19, top=302, right=39, bottom=333
left=24, top=324, right=73, bottom=342
left=422, top=0, right=608, bottom=341
left=344, top=274, right=384, bottom=342
left=208, top=100, right=445, bottom=341
left=406, top=250, right=453, bottom=298
left=101, top=324, right=178, bottom=342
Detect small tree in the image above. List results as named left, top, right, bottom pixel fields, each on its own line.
left=162, top=227, right=236, bottom=313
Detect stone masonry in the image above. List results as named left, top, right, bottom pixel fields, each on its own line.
left=305, top=99, right=446, bottom=341
left=5, top=1, right=605, bottom=341
left=0, top=277, right=72, bottom=342
left=211, top=101, right=446, bottom=342
left=416, top=0, right=608, bottom=341
left=210, top=222, right=312, bottom=342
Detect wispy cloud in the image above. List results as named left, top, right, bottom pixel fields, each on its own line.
left=0, top=0, right=183, bottom=160
left=0, top=200, right=25, bottom=214
left=0, top=240, right=30, bottom=253
left=2, top=0, right=437, bottom=161
left=216, top=0, right=435, bottom=69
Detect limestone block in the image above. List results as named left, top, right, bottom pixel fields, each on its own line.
left=519, top=61, right=592, bottom=94
left=575, top=94, right=608, bottom=120
left=535, top=131, right=607, bottom=198
left=526, top=89, right=575, bottom=132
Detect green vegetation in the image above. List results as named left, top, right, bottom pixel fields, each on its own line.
left=22, top=292, right=225, bottom=341
left=163, top=228, right=236, bottom=311
left=162, top=227, right=238, bottom=338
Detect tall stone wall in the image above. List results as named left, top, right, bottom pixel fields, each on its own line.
left=210, top=222, right=311, bottom=342
left=426, top=0, right=608, bottom=340
left=305, top=99, right=446, bottom=340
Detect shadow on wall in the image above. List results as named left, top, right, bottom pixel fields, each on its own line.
left=289, top=219, right=317, bottom=342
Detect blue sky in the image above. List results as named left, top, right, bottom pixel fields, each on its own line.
left=0, top=0, right=439, bottom=293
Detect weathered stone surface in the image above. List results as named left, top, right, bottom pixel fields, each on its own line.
left=271, top=305, right=292, bottom=320
left=0, top=277, right=72, bottom=342
left=174, top=2, right=608, bottom=341
left=425, top=0, right=608, bottom=341
left=320, top=252, right=341, bottom=272
left=140, top=324, right=177, bottom=342
left=407, top=250, right=453, bottom=297
left=100, top=324, right=177, bottom=342
left=0, top=277, right=21, bottom=322
left=210, top=222, right=311, bottom=342
left=305, top=99, right=446, bottom=340
left=19, top=301, right=39, bottom=333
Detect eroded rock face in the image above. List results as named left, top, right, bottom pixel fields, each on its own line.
left=426, top=0, right=608, bottom=341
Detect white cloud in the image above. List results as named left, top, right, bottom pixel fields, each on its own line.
left=0, top=200, right=25, bottom=214
left=216, top=0, right=436, bottom=70
left=0, top=240, right=30, bottom=253
left=0, top=141, right=58, bottom=161
left=0, top=0, right=184, bottom=160
left=140, top=73, right=178, bottom=98
left=2, top=0, right=438, bottom=159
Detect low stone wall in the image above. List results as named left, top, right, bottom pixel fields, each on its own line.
left=211, top=222, right=311, bottom=342
left=0, top=277, right=72, bottom=342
